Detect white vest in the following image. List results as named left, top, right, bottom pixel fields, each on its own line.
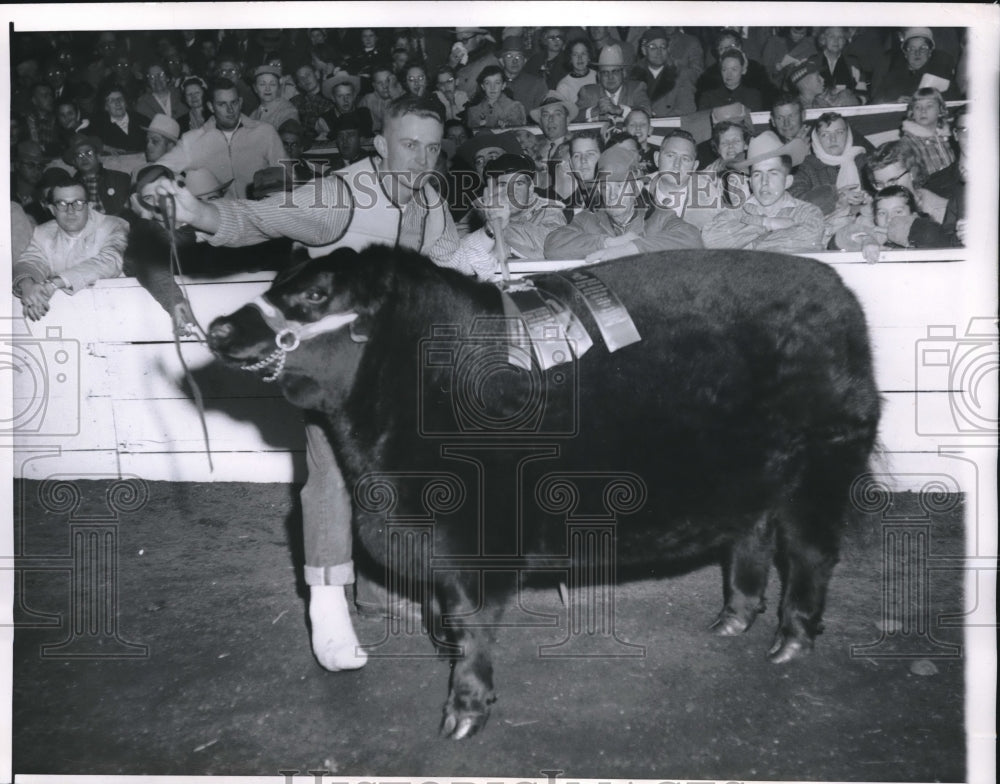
left=306, top=157, right=447, bottom=258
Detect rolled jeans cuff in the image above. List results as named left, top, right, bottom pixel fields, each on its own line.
left=304, top=561, right=355, bottom=586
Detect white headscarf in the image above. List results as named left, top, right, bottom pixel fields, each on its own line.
left=811, top=123, right=866, bottom=190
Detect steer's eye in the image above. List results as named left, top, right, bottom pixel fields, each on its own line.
left=303, top=288, right=328, bottom=304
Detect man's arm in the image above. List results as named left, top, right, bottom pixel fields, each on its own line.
left=501, top=204, right=567, bottom=259
left=543, top=213, right=608, bottom=259
left=12, top=231, right=54, bottom=295
left=426, top=205, right=499, bottom=281
left=56, top=216, right=129, bottom=293
left=701, top=207, right=759, bottom=249
left=749, top=201, right=826, bottom=252
left=635, top=211, right=704, bottom=251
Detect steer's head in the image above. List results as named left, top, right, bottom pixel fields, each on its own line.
left=207, top=247, right=389, bottom=410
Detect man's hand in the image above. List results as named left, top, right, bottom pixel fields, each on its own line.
left=886, top=213, right=917, bottom=247
left=603, top=231, right=640, bottom=248
left=152, top=177, right=221, bottom=234
left=761, top=216, right=796, bottom=231
left=838, top=186, right=869, bottom=208
left=862, top=241, right=882, bottom=264
left=17, top=280, right=54, bottom=322
left=171, top=300, right=198, bottom=337
left=596, top=96, right=621, bottom=119
left=475, top=197, right=510, bottom=236
left=586, top=241, right=639, bottom=263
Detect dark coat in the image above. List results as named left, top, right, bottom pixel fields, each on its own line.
left=91, top=111, right=148, bottom=154
left=74, top=166, right=133, bottom=217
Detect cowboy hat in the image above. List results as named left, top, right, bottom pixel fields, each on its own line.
left=732, top=130, right=808, bottom=170
left=529, top=90, right=577, bottom=125
left=596, top=44, right=626, bottom=69
left=321, top=73, right=361, bottom=101
left=141, top=113, right=180, bottom=143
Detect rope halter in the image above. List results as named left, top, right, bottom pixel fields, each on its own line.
left=240, top=295, right=359, bottom=383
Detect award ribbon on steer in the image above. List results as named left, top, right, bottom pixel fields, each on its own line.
left=556, top=268, right=641, bottom=352
left=500, top=284, right=592, bottom=371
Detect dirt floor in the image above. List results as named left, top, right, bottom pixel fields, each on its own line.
left=12, top=479, right=967, bottom=781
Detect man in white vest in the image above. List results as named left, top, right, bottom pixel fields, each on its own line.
left=152, top=95, right=505, bottom=673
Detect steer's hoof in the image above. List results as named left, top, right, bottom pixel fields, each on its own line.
left=710, top=610, right=752, bottom=636
left=767, top=633, right=813, bottom=664
left=441, top=706, right=489, bottom=740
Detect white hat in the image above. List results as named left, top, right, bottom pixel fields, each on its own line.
left=141, top=113, right=180, bottom=143
left=733, top=131, right=808, bottom=170
left=597, top=44, right=626, bottom=69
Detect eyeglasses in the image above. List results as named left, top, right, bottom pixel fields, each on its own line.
left=437, top=76, right=455, bottom=85
left=74, top=148, right=97, bottom=159
left=407, top=75, right=426, bottom=82
left=53, top=198, right=87, bottom=212
left=545, top=34, right=564, bottom=41
left=645, top=43, right=668, bottom=52
left=873, top=171, right=907, bottom=190
left=904, top=46, right=931, bottom=56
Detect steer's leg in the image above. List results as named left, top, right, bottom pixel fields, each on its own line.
left=437, top=570, right=505, bottom=740
left=711, top=512, right=775, bottom=636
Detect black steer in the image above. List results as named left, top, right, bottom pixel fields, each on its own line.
left=208, top=245, right=881, bottom=739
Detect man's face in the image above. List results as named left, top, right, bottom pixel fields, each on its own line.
left=295, top=66, right=319, bottom=95
left=56, top=102, right=79, bottom=130
left=145, top=131, right=174, bottom=163
left=488, top=172, right=533, bottom=215
left=501, top=49, right=526, bottom=79
left=716, top=126, right=746, bottom=162
left=539, top=105, right=569, bottom=141
left=818, top=119, right=849, bottom=156
left=32, top=85, right=54, bottom=113
left=50, top=185, right=90, bottom=234
left=543, top=30, right=565, bottom=55
left=336, top=129, right=362, bottom=161
left=874, top=195, right=911, bottom=228
left=797, top=72, right=825, bottom=96
left=280, top=131, right=303, bottom=159
left=104, top=90, right=127, bottom=119
left=255, top=74, right=280, bottom=104
left=750, top=158, right=792, bottom=206
left=600, top=178, right=638, bottom=223
left=16, top=157, right=45, bottom=186
left=210, top=88, right=242, bottom=130
left=903, top=37, right=933, bottom=71
left=571, top=138, right=601, bottom=180
left=589, top=27, right=609, bottom=42
left=376, top=112, right=443, bottom=191
left=771, top=103, right=803, bottom=141
left=361, top=29, right=377, bottom=49
left=445, top=123, right=469, bottom=146
left=820, top=28, right=847, bottom=56
left=147, top=65, right=169, bottom=93
left=644, top=37, right=669, bottom=68
left=405, top=68, right=427, bottom=96
left=720, top=56, right=745, bottom=90
left=598, top=67, right=624, bottom=93
left=332, top=84, right=356, bottom=114
left=657, top=136, right=697, bottom=186
left=625, top=112, right=651, bottom=145
left=46, top=66, right=66, bottom=90
left=472, top=146, right=504, bottom=175
left=72, top=143, right=100, bottom=175
left=871, top=161, right=913, bottom=193
left=165, top=49, right=184, bottom=77
left=481, top=73, right=505, bottom=103
left=372, top=70, right=394, bottom=99
left=113, top=57, right=132, bottom=79
left=216, top=60, right=242, bottom=82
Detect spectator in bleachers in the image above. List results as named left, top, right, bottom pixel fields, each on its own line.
left=24, top=83, right=61, bottom=157
left=465, top=66, right=527, bottom=131
left=500, top=36, right=548, bottom=114
left=343, top=28, right=389, bottom=85
left=696, top=29, right=775, bottom=108
left=646, top=128, right=699, bottom=213
left=142, top=113, right=180, bottom=163
left=588, top=27, right=636, bottom=70
left=327, top=113, right=368, bottom=170
left=249, top=64, right=300, bottom=130
left=785, top=60, right=858, bottom=110
left=900, top=87, right=955, bottom=177
left=358, top=66, right=404, bottom=131
left=525, top=28, right=569, bottom=90
left=537, top=140, right=576, bottom=216
left=54, top=96, right=91, bottom=149
left=808, top=27, right=864, bottom=99
left=576, top=45, right=651, bottom=122
left=157, top=79, right=285, bottom=199
left=107, top=50, right=144, bottom=103
left=457, top=130, right=523, bottom=179
left=291, top=65, right=334, bottom=141
left=789, top=112, right=870, bottom=215
left=13, top=171, right=128, bottom=321
left=214, top=55, right=258, bottom=114
left=433, top=66, right=470, bottom=122
left=544, top=142, right=702, bottom=261
left=761, top=27, right=818, bottom=91
left=705, top=119, right=751, bottom=174
left=261, top=52, right=299, bottom=102
left=44, top=60, right=71, bottom=103
left=180, top=76, right=210, bottom=132
left=62, top=133, right=132, bottom=216
left=530, top=92, right=575, bottom=166
left=698, top=48, right=764, bottom=112
left=136, top=60, right=190, bottom=123
left=624, top=108, right=657, bottom=175
left=162, top=46, right=189, bottom=88
left=444, top=118, right=471, bottom=149
left=769, top=93, right=810, bottom=143
left=871, top=28, right=959, bottom=104
left=92, top=85, right=148, bottom=154
left=250, top=119, right=323, bottom=198
left=633, top=26, right=704, bottom=81
left=630, top=27, right=697, bottom=117
left=702, top=130, right=823, bottom=252
left=569, top=129, right=603, bottom=184
left=863, top=139, right=955, bottom=227
left=452, top=28, right=500, bottom=98
left=402, top=64, right=430, bottom=98
left=556, top=38, right=598, bottom=106
left=458, top=153, right=566, bottom=258
left=320, top=74, right=374, bottom=139
left=11, top=140, right=50, bottom=225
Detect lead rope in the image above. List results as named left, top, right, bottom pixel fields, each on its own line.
left=159, top=194, right=214, bottom=472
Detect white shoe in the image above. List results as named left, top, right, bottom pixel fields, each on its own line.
left=309, top=585, right=368, bottom=671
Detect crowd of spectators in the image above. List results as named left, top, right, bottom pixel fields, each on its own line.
left=11, top=25, right=969, bottom=323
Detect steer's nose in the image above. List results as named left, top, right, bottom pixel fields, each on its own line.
left=207, top=319, right=235, bottom=352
